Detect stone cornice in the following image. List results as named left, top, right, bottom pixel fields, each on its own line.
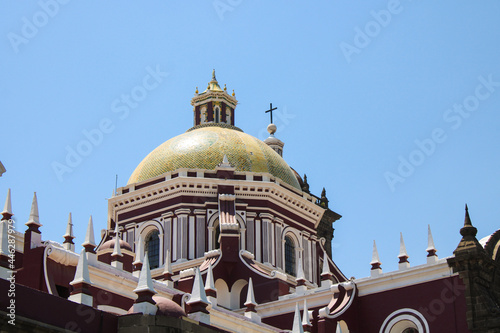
left=355, top=257, right=456, bottom=297
left=110, top=174, right=324, bottom=230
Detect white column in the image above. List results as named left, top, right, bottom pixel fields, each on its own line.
left=246, top=212, right=256, bottom=255
left=271, top=221, right=275, bottom=266
left=162, top=212, right=173, bottom=264
left=259, top=213, right=273, bottom=265
left=172, top=217, right=178, bottom=261
left=275, top=223, right=283, bottom=270
left=194, top=210, right=206, bottom=258
left=189, top=215, right=195, bottom=260
left=158, top=231, right=164, bottom=266
left=208, top=226, right=214, bottom=250
left=240, top=228, right=246, bottom=251
left=255, top=219, right=261, bottom=262
left=311, top=235, right=318, bottom=284
left=174, top=209, right=190, bottom=261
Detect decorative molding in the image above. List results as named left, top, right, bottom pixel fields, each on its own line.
left=379, top=308, right=429, bottom=333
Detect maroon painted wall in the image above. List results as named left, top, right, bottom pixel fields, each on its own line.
left=0, top=278, right=117, bottom=332
left=344, top=275, right=469, bottom=332
left=263, top=276, right=469, bottom=333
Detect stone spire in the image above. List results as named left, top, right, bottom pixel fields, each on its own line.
left=188, top=267, right=209, bottom=307
left=133, top=252, right=157, bottom=315
left=216, top=155, right=235, bottom=179
left=291, top=303, right=304, bottom=333
left=26, top=192, right=41, bottom=229
left=134, top=252, right=157, bottom=294
left=82, top=216, right=96, bottom=254
left=398, top=232, right=410, bottom=269
left=218, top=154, right=232, bottom=168
left=133, top=236, right=144, bottom=277
left=244, top=278, right=260, bottom=322
left=187, top=267, right=210, bottom=324
left=244, top=277, right=257, bottom=310
left=336, top=322, right=343, bottom=333
left=295, top=256, right=307, bottom=295
left=370, top=240, right=382, bottom=277
left=447, top=204, right=492, bottom=330
left=453, top=204, right=484, bottom=255
left=162, top=249, right=173, bottom=287
left=69, top=249, right=93, bottom=306
left=1, top=188, right=12, bottom=220
left=462, top=204, right=476, bottom=234
left=24, top=192, right=42, bottom=251
left=204, top=263, right=216, bottom=305
left=71, top=249, right=91, bottom=285
left=426, top=224, right=438, bottom=264
left=302, top=174, right=310, bottom=193
left=302, top=300, right=312, bottom=332
left=63, top=213, right=75, bottom=252
left=321, top=251, right=333, bottom=288
left=319, top=188, right=329, bottom=208
left=111, top=223, right=123, bottom=269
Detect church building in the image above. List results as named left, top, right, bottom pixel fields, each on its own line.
left=1, top=72, right=499, bottom=332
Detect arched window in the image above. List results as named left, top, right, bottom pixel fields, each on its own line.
left=145, top=230, right=160, bottom=269
left=285, top=235, right=296, bottom=276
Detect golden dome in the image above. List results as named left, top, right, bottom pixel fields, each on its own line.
left=128, top=125, right=301, bottom=190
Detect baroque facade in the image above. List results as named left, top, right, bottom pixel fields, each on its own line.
left=1, top=72, right=499, bottom=332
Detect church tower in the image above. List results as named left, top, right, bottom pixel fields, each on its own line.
left=191, top=70, right=238, bottom=127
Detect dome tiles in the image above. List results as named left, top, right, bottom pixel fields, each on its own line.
left=128, top=125, right=301, bottom=190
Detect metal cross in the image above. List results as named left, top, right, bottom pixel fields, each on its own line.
left=265, top=103, right=277, bottom=124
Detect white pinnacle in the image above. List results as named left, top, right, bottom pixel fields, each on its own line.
left=370, top=240, right=381, bottom=266
left=82, top=216, right=96, bottom=248
left=134, top=236, right=144, bottom=264
left=70, top=249, right=91, bottom=285
left=204, top=262, right=215, bottom=292
left=244, top=277, right=257, bottom=307
left=291, top=303, right=304, bottom=333
left=426, top=224, right=437, bottom=253
left=26, top=192, right=41, bottom=226
left=64, top=213, right=74, bottom=238
left=398, top=232, right=408, bottom=258
left=301, top=299, right=311, bottom=327
left=187, top=267, right=208, bottom=305
left=321, top=251, right=331, bottom=275
left=133, top=251, right=157, bottom=294
left=112, top=223, right=122, bottom=257
left=336, top=322, right=343, bottom=333
left=1, top=188, right=12, bottom=216
left=219, top=154, right=232, bottom=168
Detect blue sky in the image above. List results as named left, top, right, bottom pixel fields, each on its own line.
left=2, top=1, right=500, bottom=279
